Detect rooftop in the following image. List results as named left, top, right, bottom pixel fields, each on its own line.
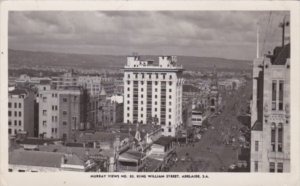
left=153, top=136, right=174, bottom=146
left=9, top=149, right=64, bottom=168
left=9, top=89, right=28, bottom=96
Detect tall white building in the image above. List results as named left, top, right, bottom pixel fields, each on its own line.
left=123, top=56, right=184, bottom=137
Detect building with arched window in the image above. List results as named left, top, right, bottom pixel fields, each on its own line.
left=250, top=41, right=290, bottom=172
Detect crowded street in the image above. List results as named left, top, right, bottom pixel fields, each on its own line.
left=170, top=80, right=252, bottom=172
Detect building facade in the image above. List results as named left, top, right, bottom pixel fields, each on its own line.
left=250, top=43, right=290, bottom=172
left=123, top=56, right=184, bottom=137
left=8, top=89, right=35, bottom=137
left=38, top=86, right=83, bottom=140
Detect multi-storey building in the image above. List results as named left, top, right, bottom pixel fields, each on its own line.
left=8, top=89, right=35, bottom=137
left=51, top=72, right=78, bottom=90
left=78, top=76, right=102, bottom=96
left=123, top=56, right=184, bottom=137
left=250, top=43, right=290, bottom=172
left=38, top=86, right=83, bottom=140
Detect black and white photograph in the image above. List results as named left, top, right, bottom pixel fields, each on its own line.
left=0, top=1, right=300, bottom=186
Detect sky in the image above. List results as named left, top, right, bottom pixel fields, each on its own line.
left=8, top=11, right=289, bottom=60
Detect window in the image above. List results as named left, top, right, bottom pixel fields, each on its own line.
left=43, top=121, right=47, bottom=126
left=169, top=102, right=172, bottom=106
left=14, top=120, right=17, bottom=126
left=141, top=88, right=144, bottom=92
left=8, top=102, right=11, bottom=108
left=141, top=114, right=143, bottom=117
left=127, top=81, right=130, bottom=85
left=141, top=95, right=143, bottom=98
left=269, top=162, right=275, bottom=172
left=169, top=108, right=172, bottom=112
left=155, top=81, right=158, bottom=85
left=128, top=74, right=130, bottom=78
left=43, top=97, right=47, bottom=102
left=141, top=101, right=143, bottom=104
left=62, top=121, right=67, bottom=126
left=141, top=107, right=143, bottom=111
left=8, top=120, right=11, bottom=126
left=127, top=87, right=130, bottom=91
left=255, top=141, right=259, bottom=151
left=127, top=94, right=130, bottom=98
left=279, top=80, right=284, bottom=110
left=155, top=101, right=157, bottom=105
left=278, top=123, right=283, bottom=152
left=155, top=95, right=157, bottom=98
left=19, top=112, right=21, bottom=117
left=254, top=161, right=258, bottom=172
left=155, top=108, right=157, bottom=112
left=168, top=122, right=171, bottom=126
left=63, top=98, right=67, bottom=102
left=19, top=103, right=21, bottom=108
left=8, top=129, right=12, bottom=134
left=169, top=75, right=172, bottom=79
left=127, top=107, right=130, bottom=111
left=168, top=128, right=172, bottom=132
left=19, top=120, right=21, bottom=126
left=272, top=81, right=277, bottom=110
left=14, top=103, right=17, bottom=108
left=8, top=111, right=11, bottom=117
left=18, top=170, right=25, bottom=172
left=169, top=95, right=172, bottom=99
left=14, top=111, right=17, bottom=117
left=43, top=110, right=47, bottom=116
left=169, top=115, right=171, bottom=119
left=169, top=89, right=172, bottom=92
left=271, top=123, right=276, bottom=151
left=52, top=106, right=55, bottom=111
left=169, top=82, right=172, bottom=86
left=127, top=113, right=130, bottom=117
left=142, top=73, right=144, bottom=78
left=155, top=88, right=158, bottom=92
left=63, top=111, right=67, bottom=115
left=277, top=162, right=283, bottom=173
left=127, top=100, right=130, bottom=104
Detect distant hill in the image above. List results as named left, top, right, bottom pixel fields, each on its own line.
left=8, top=49, right=252, bottom=71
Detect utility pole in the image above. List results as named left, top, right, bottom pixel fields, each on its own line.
left=256, top=25, right=260, bottom=58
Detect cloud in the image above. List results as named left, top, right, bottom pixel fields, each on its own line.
left=8, top=11, right=289, bottom=60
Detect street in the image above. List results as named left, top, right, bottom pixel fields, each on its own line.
left=170, top=80, right=252, bottom=172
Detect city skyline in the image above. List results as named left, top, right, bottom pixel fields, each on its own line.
left=9, top=11, right=288, bottom=61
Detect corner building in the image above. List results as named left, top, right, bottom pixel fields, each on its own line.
left=123, top=56, right=184, bottom=137
left=250, top=43, right=290, bottom=172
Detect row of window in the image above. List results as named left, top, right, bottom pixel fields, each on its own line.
left=253, top=161, right=284, bottom=172
left=127, top=94, right=172, bottom=99
left=8, top=169, right=38, bottom=172
left=8, top=128, right=21, bottom=135
left=127, top=80, right=173, bottom=86
left=128, top=74, right=174, bottom=80
left=127, top=112, right=172, bottom=119
left=8, top=111, right=22, bottom=117
left=128, top=87, right=173, bottom=93
left=8, top=120, right=22, bottom=126
left=42, top=120, right=68, bottom=126
left=8, top=102, right=22, bottom=109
